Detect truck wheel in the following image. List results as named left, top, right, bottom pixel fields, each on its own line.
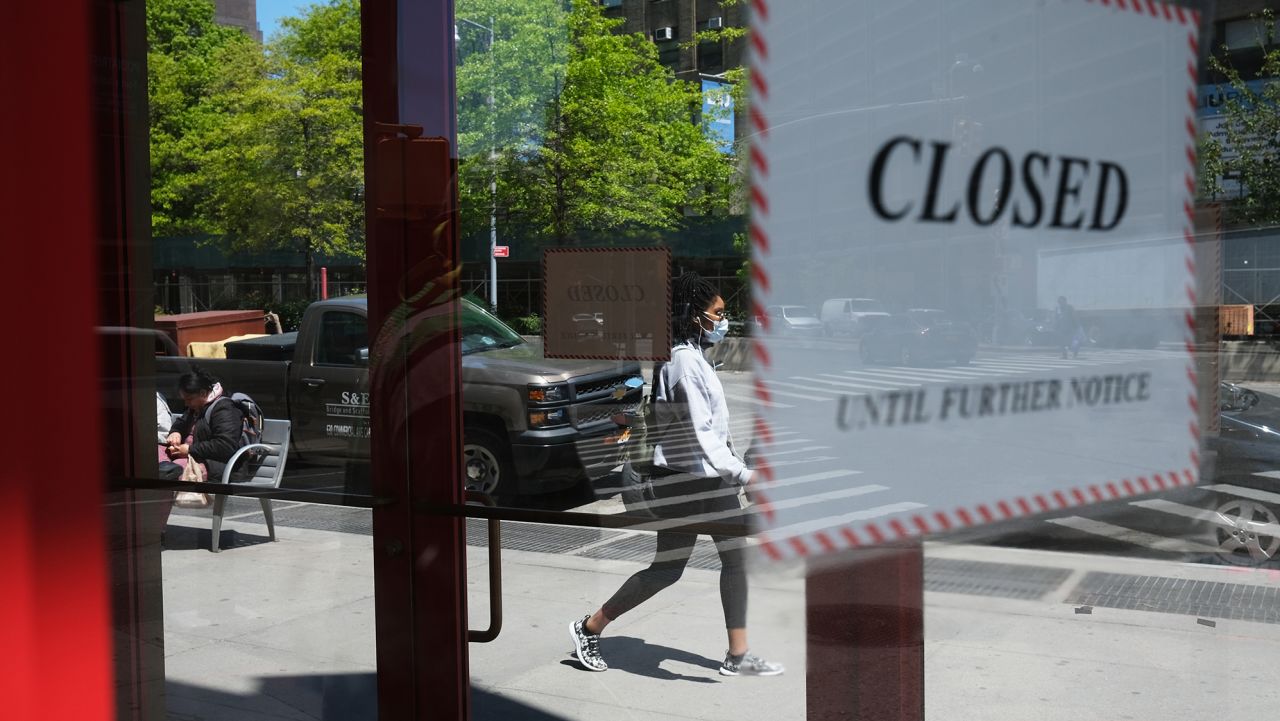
left=464, top=428, right=515, bottom=497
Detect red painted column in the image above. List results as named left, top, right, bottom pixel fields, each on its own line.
left=0, top=2, right=113, bottom=719
left=363, top=2, right=468, bottom=719
left=807, top=543, right=925, bottom=721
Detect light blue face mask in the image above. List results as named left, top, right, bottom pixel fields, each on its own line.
left=701, top=313, right=729, bottom=344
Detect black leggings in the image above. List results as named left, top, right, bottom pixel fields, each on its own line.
left=601, top=474, right=749, bottom=628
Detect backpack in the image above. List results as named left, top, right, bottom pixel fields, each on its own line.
left=204, top=392, right=266, bottom=463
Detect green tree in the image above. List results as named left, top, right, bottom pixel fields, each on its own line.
left=147, top=0, right=252, bottom=236
left=456, top=0, right=734, bottom=246
left=197, top=0, right=364, bottom=297
left=1199, top=10, right=1280, bottom=228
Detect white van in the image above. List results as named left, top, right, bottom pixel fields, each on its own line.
left=819, top=297, right=890, bottom=336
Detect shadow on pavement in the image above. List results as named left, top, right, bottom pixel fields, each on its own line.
left=560, top=635, right=721, bottom=682
left=161, top=522, right=273, bottom=553
left=169, top=673, right=575, bottom=720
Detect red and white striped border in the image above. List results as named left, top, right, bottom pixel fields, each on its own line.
left=746, top=0, right=1203, bottom=563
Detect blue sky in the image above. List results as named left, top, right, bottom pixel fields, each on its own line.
left=255, top=0, right=310, bottom=40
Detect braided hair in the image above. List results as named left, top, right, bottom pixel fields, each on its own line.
left=671, top=271, right=721, bottom=344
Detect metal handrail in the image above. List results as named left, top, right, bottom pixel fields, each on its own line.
left=112, top=475, right=753, bottom=536
left=465, top=490, right=502, bottom=643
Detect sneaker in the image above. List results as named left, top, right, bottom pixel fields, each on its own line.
left=719, top=650, right=785, bottom=677
left=569, top=616, right=607, bottom=672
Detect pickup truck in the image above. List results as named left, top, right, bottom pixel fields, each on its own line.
left=157, top=296, right=644, bottom=497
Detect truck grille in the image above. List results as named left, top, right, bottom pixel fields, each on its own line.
left=571, top=372, right=641, bottom=402
left=570, top=396, right=642, bottom=428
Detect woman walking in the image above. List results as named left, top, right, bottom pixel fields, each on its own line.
left=568, top=272, right=784, bottom=677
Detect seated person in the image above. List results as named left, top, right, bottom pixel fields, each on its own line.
left=163, top=368, right=244, bottom=482
left=156, top=390, right=173, bottom=444
left=157, top=391, right=183, bottom=480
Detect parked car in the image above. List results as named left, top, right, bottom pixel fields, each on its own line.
left=858, top=309, right=977, bottom=365
left=820, top=297, right=890, bottom=337
left=993, top=308, right=1058, bottom=347
left=1205, top=381, right=1280, bottom=566
left=156, top=296, right=644, bottom=498
left=751, top=304, right=823, bottom=337
left=571, top=311, right=605, bottom=340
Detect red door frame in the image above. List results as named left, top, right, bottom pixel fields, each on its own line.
left=85, top=0, right=470, bottom=717
left=362, top=2, right=470, bottom=720
left=4, top=1, right=113, bottom=719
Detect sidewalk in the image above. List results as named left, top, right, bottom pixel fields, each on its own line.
left=159, top=512, right=1280, bottom=721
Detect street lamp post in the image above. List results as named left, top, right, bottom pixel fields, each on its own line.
left=458, top=16, right=499, bottom=312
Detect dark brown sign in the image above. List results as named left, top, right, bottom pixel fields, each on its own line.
left=542, top=248, right=671, bottom=360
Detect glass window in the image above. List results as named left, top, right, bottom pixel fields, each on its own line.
left=1224, top=16, right=1280, bottom=49
left=315, top=310, right=368, bottom=366
left=1225, top=236, right=1256, bottom=269
left=698, top=39, right=724, bottom=75
left=83, top=2, right=1280, bottom=720
left=107, top=2, right=381, bottom=716
left=1224, top=270, right=1258, bottom=304
left=1256, top=234, right=1280, bottom=269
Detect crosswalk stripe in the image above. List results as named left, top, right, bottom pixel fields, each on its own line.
left=831, top=371, right=923, bottom=386
left=770, top=469, right=865, bottom=489
left=839, top=368, right=953, bottom=382
left=759, top=385, right=834, bottom=401
left=1050, top=356, right=1134, bottom=365
left=970, top=359, right=1076, bottom=372
left=646, top=433, right=815, bottom=463
left=881, top=365, right=1010, bottom=378
left=766, top=445, right=832, bottom=457
left=767, top=456, right=840, bottom=468
left=766, top=437, right=825, bottom=448
left=723, top=391, right=793, bottom=408
left=973, top=356, right=1084, bottom=366
left=763, top=380, right=841, bottom=400
left=643, top=470, right=864, bottom=510
left=1131, top=498, right=1280, bottom=536
left=844, top=367, right=976, bottom=383
left=1046, top=516, right=1220, bottom=553
left=805, top=374, right=902, bottom=390
left=1205, top=483, right=1280, bottom=506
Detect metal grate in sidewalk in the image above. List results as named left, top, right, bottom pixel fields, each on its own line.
left=233, top=504, right=373, bottom=535
left=574, top=533, right=725, bottom=570
left=1065, top=571, right=1280, bottom=624
left=925, top=558, right=1072, bottom=600
left=466, top=518, right=623, bottom=554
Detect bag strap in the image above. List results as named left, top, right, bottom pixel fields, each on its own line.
left=203, top=395, right=230, bottom=423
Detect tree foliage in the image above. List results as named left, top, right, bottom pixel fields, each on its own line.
left=147, top=0, right=253, bottom=236
left=197, top=0, right=364, bottom=293
left=1199, top=10, right=1280, bottom=228
left=147, top=0, right=363, bottom=297
left=456, top=0, right=735, bottom=246
left=150, top=0, right=739, bottom=299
